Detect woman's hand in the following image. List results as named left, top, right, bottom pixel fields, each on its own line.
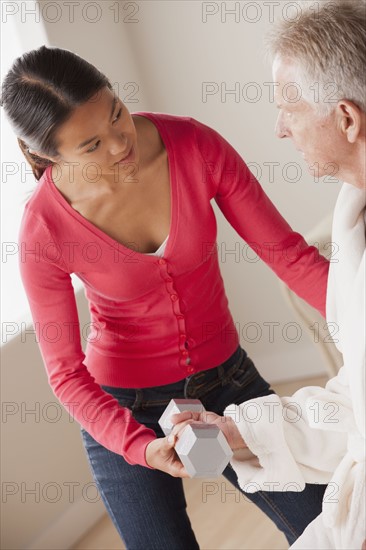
left=170, top=409, right=247, bottom=451
left=145, top=435, right=190, bottom=478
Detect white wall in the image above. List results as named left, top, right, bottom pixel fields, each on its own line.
left=1, top=11, right=47, bottom=340
left=1, top=291, right=105, bottom=550
left=1, top=1, right=342, bottom=548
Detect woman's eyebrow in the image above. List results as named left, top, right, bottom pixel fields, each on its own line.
left=76, top=95, right=118, bottom=150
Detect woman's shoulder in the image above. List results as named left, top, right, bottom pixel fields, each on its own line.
left=18, top=167, right=60, bottom=240
left=132, top=110, right=213, bottom=135
left=132, top=111, right=225, bottom=152
left=132, top=110, right=194, bottom=124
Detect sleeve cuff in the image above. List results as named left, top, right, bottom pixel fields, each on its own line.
left=224, top=395, right=305, bottom=493
left=123, top=431, right=157, bottom=468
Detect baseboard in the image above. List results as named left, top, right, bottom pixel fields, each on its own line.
left=26, top=497, right=105, bottom=550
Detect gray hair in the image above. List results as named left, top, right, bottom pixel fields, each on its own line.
left=266, top=0, right=366, bottom=116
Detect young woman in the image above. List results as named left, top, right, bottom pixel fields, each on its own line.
left=1, top=45, right=329, bottom=549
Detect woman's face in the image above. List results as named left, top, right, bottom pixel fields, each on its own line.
left=46, top=85, right=139, bottom=182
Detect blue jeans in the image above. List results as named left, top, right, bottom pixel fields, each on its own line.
left=80, top=345, right=326, bottom=549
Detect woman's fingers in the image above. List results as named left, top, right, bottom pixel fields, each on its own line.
left=170, top=419, right=198, bottom=438
left=164, top=434, right=190, bottom=478
left=145, top=435, right=190, bottom=478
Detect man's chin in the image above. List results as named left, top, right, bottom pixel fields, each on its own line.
left=306, top=163, right=341, bottom=183
left=304, top=160, right=319, bottom=179
left=302, top=159, right=327, bottom=180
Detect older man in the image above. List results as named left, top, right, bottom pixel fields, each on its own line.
left=172, top=1, right=365, bottom=548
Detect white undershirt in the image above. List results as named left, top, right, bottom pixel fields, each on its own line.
left=145, top=234, right=169, bottom=257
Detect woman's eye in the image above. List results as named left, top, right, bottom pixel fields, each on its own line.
left=85, top=107, right=122, bottom=153
left=112, top=108, right=122, bottom=124
left=86, top=141, right=100, bottom=153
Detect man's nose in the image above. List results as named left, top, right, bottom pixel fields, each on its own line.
left=275, top=112, right=289, bottom=139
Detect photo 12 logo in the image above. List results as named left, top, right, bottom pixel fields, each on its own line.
left=1, top=1, right=140, bottom=24
left=201, top=2, right=323, bottom=24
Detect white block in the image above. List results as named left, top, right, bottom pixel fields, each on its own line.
left=176, top=423, right=233, bottom=478
left=158, top=398, right=204, bottom=436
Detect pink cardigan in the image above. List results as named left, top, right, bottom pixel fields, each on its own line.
left=18, top=113, right=329, bottom=467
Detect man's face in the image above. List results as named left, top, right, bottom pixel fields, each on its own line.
left=273, top=56, right=344, bottom=180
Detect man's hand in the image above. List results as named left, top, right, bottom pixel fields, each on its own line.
left=170, top=409, right=247, bottom=451
left=145, top=435, right=190, bottom=478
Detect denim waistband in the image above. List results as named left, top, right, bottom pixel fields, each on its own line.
left=101, top=345, right=245, bottom=408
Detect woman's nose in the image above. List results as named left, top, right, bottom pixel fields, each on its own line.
left=109, top=132, right=128, bottom=155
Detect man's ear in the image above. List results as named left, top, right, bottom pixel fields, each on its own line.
left=336, top=100, right=362, bottom=143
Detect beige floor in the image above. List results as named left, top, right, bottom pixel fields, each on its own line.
left=72, top=375, right=327, bottom=550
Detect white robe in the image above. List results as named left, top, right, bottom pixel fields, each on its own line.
left=224, top=182, right=366, bottom=549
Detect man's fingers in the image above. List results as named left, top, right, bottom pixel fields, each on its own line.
left=202, top=411, right=220, bottom=423
left=170, top=410, right=220, bottom=425
left=170, top=410, right=201, bottom=424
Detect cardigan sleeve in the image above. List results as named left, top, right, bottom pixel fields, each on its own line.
left=192, top=118, right=329, bottom=317
left=18, top=208, right=156, bottom=467
left=223, top=369, right=351, bottom=492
